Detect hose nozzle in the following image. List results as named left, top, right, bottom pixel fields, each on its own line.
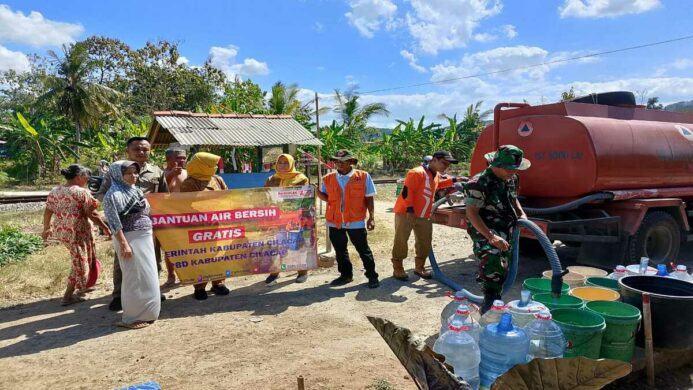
left=551, top=269, right=569, bottom=298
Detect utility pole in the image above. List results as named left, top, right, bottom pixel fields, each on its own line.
left=315, top=92, right=331, bottom=253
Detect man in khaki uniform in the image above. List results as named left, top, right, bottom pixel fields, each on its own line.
left=96, top=137, right=168, bottom=311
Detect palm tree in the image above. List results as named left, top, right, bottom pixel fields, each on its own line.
left=39, top=43, right=120, bottom=157
left=332, top=89, right=389, bottom=140
left=268, top=82, right=301, bottom=115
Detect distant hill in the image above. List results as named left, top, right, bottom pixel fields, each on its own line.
left=665, top=100, right=693, bottom=113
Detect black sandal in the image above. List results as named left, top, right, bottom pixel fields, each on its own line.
left=211, top=284, right=230, bottom=296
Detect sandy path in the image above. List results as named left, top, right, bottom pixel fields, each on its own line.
left=0, top=200, right=633, bottom=389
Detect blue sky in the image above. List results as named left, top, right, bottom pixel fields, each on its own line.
left=1, top=0, right=692, bottom=126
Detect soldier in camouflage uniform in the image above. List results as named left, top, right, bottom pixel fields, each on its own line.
left=463, top=145, right=531, bottom=312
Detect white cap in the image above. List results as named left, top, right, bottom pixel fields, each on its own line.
left=676, top=265, right=687, bottom=272
left=615, top=265, right=626, bottom=272
left=491, top=300, right=505, bottom=310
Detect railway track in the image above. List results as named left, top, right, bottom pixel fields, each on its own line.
left=0, top=192, right=49, bottom=204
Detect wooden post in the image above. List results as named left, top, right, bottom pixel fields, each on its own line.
left=315, top=92, right=323, bottom=215
left=297, top=375, right=305, bottom=390
left=315, top=92, right=331, bottom=254
left=642, top=293, right=655, bottom=387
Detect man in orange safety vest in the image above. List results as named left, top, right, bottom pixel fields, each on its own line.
left=317, top=149, right=379, bottom=289
left=391, top=151, right=461, bottom=281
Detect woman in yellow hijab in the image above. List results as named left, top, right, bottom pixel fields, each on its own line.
left=264, top=154, right=310, bottom=285
left=181, top=152, right=228, bottom=192
left=264, top=154, right=308, bottom=187
left=180, top=152, right=230, bottom=300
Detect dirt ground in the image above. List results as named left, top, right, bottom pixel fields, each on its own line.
left=1, top=198, right=692, bottom=389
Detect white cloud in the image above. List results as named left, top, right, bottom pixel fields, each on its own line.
left=431, top=46, right=551, bottom=84
left=655, top=58, right=693, bottom=76
left=559, top=0, right=661, bottom=19
left=0, top=44, right=30, bottom=72
left=472, top=24, right=517, bottom=42
left=176, top=56, right=189, bottom=65
left=400, top=49, right=427, bottom=73
left=0, top=4, right=83, bottom=46
left=313, top=22, right=325, bottom=33
left=233, top=58, right=269, bottom=76
left=429, top=46, right=600, bottom=87
left=473, top=32, right=497, bottom=42
left=345, top=74, right=360, bottom=90
left=502, top=24, right=517, bottom=38
left=209, top=45, right=269, bottom=79
left=406, top=0, right=502, bottom=54
left=345, top=0, right=397, bottom=38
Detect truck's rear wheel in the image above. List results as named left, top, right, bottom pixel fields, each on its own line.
left=628, top=211, right=681, bottom=263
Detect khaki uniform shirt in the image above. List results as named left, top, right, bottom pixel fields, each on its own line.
left=95, top=162, right=169, bottom=201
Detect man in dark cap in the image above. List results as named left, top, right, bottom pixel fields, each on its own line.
left=317, top=149, right=379, bottom=288
left=391, top=151, right=460, bottom=281
left=463, top=145, right=530, bottom=312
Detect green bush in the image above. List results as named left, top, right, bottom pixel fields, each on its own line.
left=0, top=171, right=14, bottom=187
left=0, top=226, right=42, bottom=266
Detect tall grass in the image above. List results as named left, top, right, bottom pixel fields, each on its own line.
left=0, top=209, right=115, bottom=306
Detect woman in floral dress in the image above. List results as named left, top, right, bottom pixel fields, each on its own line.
left=43, top=164, right=111, bottom=306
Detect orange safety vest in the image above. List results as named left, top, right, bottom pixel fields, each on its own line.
left=323, top=170, right=369, bottom=226
left=393, top=166, right=453, bottom=219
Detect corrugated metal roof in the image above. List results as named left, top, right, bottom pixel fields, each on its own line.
left=150, top=112, right=322, bottom=147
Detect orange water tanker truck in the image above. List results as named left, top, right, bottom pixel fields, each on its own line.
left=432, top=91, right=693, bottom=268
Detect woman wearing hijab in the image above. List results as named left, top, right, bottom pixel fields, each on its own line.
left=180, top=152, right=231, bottom=300
left=264, top=154, right=310, bottom=285
left=103, top=161, right=161, bottom=329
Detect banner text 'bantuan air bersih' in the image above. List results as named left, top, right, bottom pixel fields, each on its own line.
left=147, top=185, right=318, bottom=285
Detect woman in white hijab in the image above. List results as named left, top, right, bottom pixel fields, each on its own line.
left=103, top=161, right=160, bottom=329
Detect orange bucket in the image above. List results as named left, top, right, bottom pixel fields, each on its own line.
left=569, top=286, right=620, bottom=302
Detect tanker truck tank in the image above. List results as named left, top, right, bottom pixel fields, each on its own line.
left=470, top=101, right=693, bottom=199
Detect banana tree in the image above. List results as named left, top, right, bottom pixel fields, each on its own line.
left=381, top=116, right=443, bottom=171
left=95, top=119, right=149, bottom=161
left=317, top=120, right=356, bottom=160
left=0, top=112, right=84, bottom=178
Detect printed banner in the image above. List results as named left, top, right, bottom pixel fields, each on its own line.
left=147, top=186, right=317, bottom=285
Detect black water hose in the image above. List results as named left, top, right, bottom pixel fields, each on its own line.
left=523, top=192, right=613, bottom=216
left=503, top=219, right=566, bottom=297
left=429, top=193, right=567, bottom=303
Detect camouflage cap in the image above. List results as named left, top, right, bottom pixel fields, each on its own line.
left=484, top=145, right=531, bottom=170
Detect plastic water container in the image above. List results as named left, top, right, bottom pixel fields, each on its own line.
left=506, top=290, right=549, bottom=328
left=669, top=265, right=693, bottom=282
left=525, top=311, right=566, bottom=360
left=434, top=322, right=481, bottom=389
left=479, top=313, right=529, bottom=389
left=441, top=304, right=482, bottom=343
left=639, top=257, right=649, bottom=274
left=479, top=300, right=506, bottom=327
left=441, top=291, right=481, bottom=326
left=608, top=265, right=627, bottom=280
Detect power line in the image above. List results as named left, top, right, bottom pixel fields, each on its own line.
left=360, top=34, right=693, bottom=94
